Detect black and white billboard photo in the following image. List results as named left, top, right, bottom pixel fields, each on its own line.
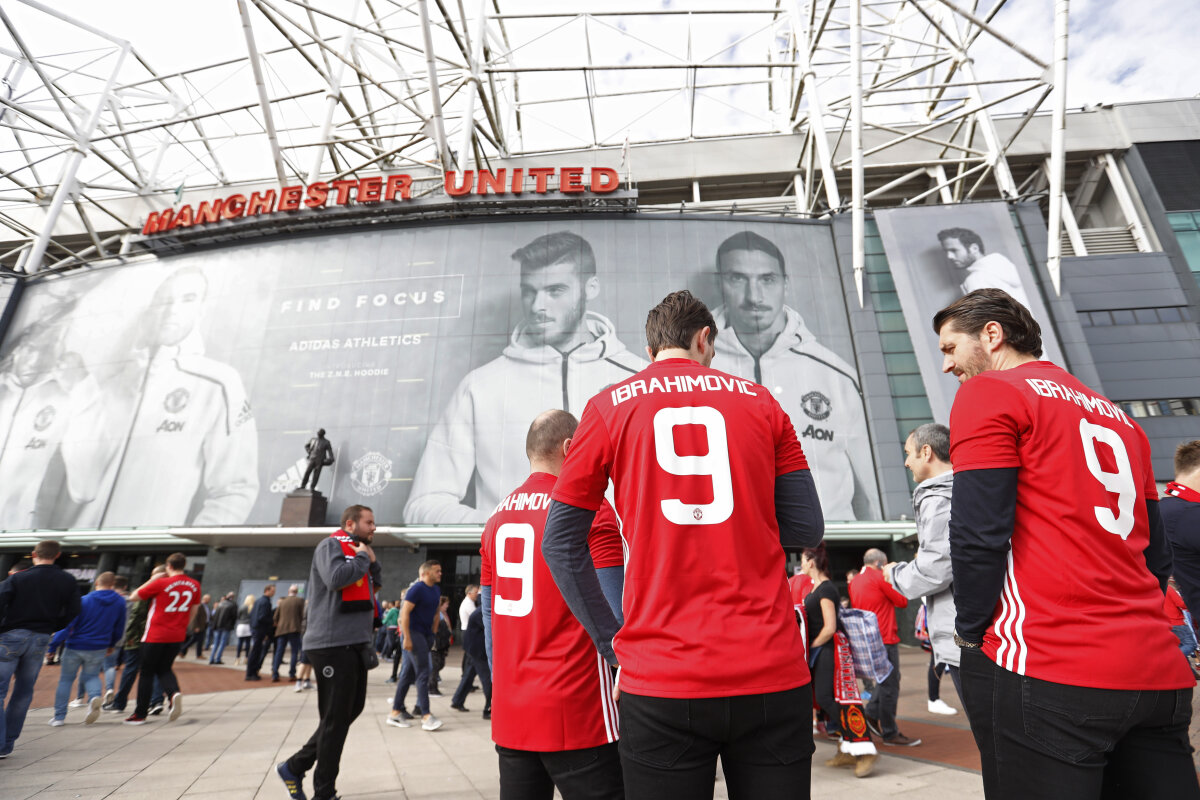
left=874, top=202, right=1065, bottom=422
left=0, top=216, right=883, bottom=530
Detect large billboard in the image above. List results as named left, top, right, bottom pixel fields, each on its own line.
left=0, top=216, right=880, bottom=529
left=874, top=202, right=1065, bottom=422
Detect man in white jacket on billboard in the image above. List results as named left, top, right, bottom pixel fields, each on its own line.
left=937, top=227, right=1032, bottom=310
left=710, top=231, right=880, bottom=521
left=404, top=231, right=643, bottom=524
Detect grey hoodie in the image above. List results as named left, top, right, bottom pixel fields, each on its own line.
left=303, top=535, right=382, bottom=651
left=890, top=470, right=958, bottom=667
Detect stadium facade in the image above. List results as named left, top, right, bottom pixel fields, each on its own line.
left=0, top=3, right=1198, bottom=613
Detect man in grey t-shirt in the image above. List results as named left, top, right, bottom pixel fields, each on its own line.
left=277, top=505, right=381, bottom=800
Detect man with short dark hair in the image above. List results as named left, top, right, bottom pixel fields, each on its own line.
left=387, top=561, right=444, bottom=731
left=0, top=540, right=79, bottom=757
left=1163, top=440, right=1200, bottom=633
left=405, top=231, right=643, bottom=524
left=245, top=584, right=276, bottom=681
left=935, top=288, right=1196, bottom=797
left=711, top=231, right=879, bottom=520
left=937, top=227, right=1031, bottom=309
left=277, top=504, right=381, bottom=800
left=480, top=409, right=625, bottom=797
left=850, top=549, right=917, bottom=746
left=125, top=552, right=199, bottom=725
left=209, top=592, right=237, bottom=665
left=886, top=423, right=959, bottom=713
left=544, top=289, right=824, bottom=799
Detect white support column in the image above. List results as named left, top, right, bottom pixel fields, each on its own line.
left=456, top=0, right=489, bottom=171
left=789, top=0, right=841, bottom=211
left=1101, top=153, right=1152, bottom=253
left=692, top=181, right=701, bottom=204
left=25, top=43, right=129, bottom=273
left=417, top=0, right=452, bottom=169
left=308, top=0, right=360, bottom=184
left=237, top=0, right=288, bottom=186
left=1045, top=0, right=1070, bottom=293
left=793, top=172, right=807, bottom=213
left=850, top=0, right=865, bottom=305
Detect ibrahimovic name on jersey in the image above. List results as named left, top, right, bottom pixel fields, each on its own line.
left=482, top=473, right=623, bottom=751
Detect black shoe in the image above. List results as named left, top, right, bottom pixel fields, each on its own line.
left=482, top=709, right=491, bottom=720
left=883, top=733, right=922, bottom=747
left=428, top=688, right=442, bottom=697
left=397, top=709, right=415, bottom=721
left=148, top=703, right=165, bottom=716
left=272, top=675, right=281, bottom=683
left=863, top=714, right=883, bottom=738
left=277, top=762, right=307, bottom=800
left=246, top=674, right=262, bottom=681
left=450, top=704, right=469, bottom=712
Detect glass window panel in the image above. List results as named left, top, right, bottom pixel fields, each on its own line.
left=1134, top=309, right=1158, bottom=324
left=1158, top=307, right=1183, bottom=323
left=1175, top=230, right=1200, bottom=272
left=880, top=331, right=915, bottom=353
left=888, top=374, right=927, bottom=396
left=867, top=272, right=895, bottom=293
left=1168, top=212, right=1194, bottom=231
left=872, top=292, right=902, bottom=312
left=1111, top=309, right=1135, bottom=325
left=884, top=352, right=920, bottom=373
left=876, top=311, right=909, bottom=332
left=1091, top=311, right=1113, bottom=326
left=894, top=397, right=933, bottom=418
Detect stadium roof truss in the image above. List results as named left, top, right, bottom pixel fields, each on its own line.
left=0, top=0, right=1071, bottom=293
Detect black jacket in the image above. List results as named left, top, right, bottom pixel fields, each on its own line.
left=463, top=607, right=486, bottom=664
left=1164, top=495, right=1200, bottom=629
left=250, top=594, right=274, bottom=633
left=211, top=598, right=238, bottom=631
left=0, top=564, right=81, bottom=634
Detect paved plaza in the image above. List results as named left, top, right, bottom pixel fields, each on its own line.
left=1, top=646, right=986, bottom=799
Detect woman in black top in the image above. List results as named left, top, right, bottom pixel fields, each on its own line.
left=801, top=545, right=841, bottom=737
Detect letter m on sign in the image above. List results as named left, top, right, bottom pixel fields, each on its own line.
left=141, top=209, right=174, bottom=235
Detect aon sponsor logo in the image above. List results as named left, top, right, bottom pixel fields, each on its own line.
left=799, top=424, right=835, bottom=442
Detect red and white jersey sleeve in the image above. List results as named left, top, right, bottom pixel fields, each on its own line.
left=950, top=361, right=1193, bottom=689
left=141, top=574, right=202, bottom=644
left=481, top=472, right=619, bottom=752
left=552, top=358, right=812, bottom=698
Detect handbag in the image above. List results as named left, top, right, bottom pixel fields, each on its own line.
left=360, top=643, right=379, bottom=671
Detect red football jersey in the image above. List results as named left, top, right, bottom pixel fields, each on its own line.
left=482, top=472, right=621, bottom=751
left=140, top=574, right=202, bottom=644
left=1164, top=584, right=1187, bottom=627
left=552, top=357, right=812, bottom=698
left=950, top=361, right=1194, bottom=689
left=848, top=567, right=907, bottom=645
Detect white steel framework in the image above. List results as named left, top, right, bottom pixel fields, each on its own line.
left=0, top=0, right=1069, bottom=285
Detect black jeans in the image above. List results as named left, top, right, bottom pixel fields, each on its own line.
left=619, top=686, right=813, bottom=800
left=135, top=642, right=181, bottom=718
left=959, top=646, right=1200, bottom=799
left=246, top=630, right=270, bottom=677
left=451, top=651, right=492, bottom=711
left=810, top=645, right=841, bottom=736
left=497, top=741, right=623, bottom=800
left=865, top=642, right=900, bottom=738
left=286, top=645, right=369, bottom=800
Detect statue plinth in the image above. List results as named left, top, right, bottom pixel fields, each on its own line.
left=281, top=489, right=328, bottom=527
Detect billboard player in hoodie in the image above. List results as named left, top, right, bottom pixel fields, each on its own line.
left=710, top=231, right=880, bottom=520
left=405, top=231, right=644, bottom=524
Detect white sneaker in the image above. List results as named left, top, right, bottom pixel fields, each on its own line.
left=421, top=714, right=443, bottom=732
left=168, top=692, right=183, bottom=722
left=49, top=719, right=65, bottom=727
left=84, top=697, right=102, bottom=725
left=103, top=689, right=114, bottom=706
left=68, top=698, right=87, bottom=708
left=927, top=699, right=958, bottom=715
left=294, top=681, right=303, bottom=693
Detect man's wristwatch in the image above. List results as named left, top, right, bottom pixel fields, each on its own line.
left=954, top=631, right=982, bottom=649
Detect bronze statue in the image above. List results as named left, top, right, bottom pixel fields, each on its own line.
left=299, top=429, right=334, bottom=491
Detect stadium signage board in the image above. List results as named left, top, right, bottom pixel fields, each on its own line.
left=140, top=166, right=622, bottom=236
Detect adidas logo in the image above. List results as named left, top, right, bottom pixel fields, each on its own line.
left=269, top=458, right=309, bottom=494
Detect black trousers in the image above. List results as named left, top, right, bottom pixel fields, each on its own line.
left=864, top=642, right=900, bottom=738
left=246, top=630, right=270, bottom=677
left=497, top=741, right=623, bottom=800
left=959, top=646, right=1200, bottom=799
left=809, top=645, right=841, bottom=736
left=619, top=686, right=813, bottom=800
left=135, top=642, right=181, bottom=718
left=286, top=645, right=368, bottom=800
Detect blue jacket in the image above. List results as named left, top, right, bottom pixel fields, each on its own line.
left=53, top=589, right=127, bottom=651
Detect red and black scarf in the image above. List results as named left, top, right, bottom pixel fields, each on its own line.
left=1166, top=482, right=1200, bottom=504
left=833, top=632, right=876, bottom=754
left=332, top=532, right=373, bottom=613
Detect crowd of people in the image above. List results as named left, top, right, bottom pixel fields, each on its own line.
left=2, top=285, right=1200, bottom=800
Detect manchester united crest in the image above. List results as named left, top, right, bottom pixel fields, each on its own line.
left=351, top=451, right=393, bottom=497
left=801, top=391, right=832, bottom=421
left=33, top=405, right=56, bottom=432
left=163, top=387, right=190, bottom=414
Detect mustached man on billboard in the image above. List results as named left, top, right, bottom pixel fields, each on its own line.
left=92, top=268, right=259, bottom=527
left=709, top=232, right=879, bottom=520
left=404, top=232, right=644, bottom=524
